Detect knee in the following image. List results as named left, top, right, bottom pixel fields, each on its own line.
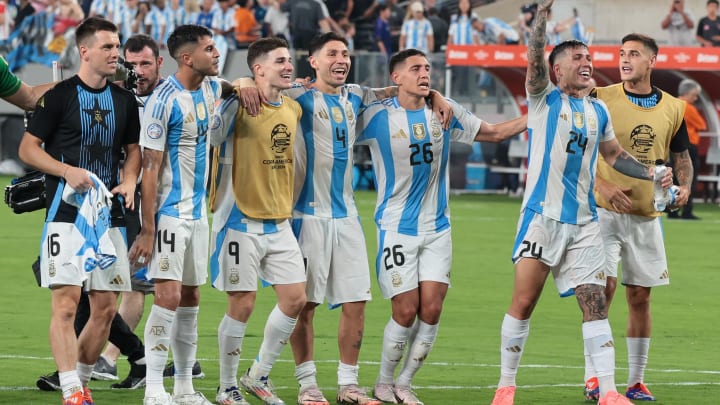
left=626, top=286, right=651, bottom=308
left=509, top=295, right=538, bottom=320
left=393, top=303, right=420, bottom=327
left=155, top=288, right=182, bottom=309
left=418, top=301, right=443, bottom=325
left=284, top=291, right=307, bottom=317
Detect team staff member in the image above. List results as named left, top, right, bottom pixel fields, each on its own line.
left=0, top=54, right=55, bottom=110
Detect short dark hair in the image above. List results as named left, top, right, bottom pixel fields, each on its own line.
left=167, top=24, right=213, bottom=59
left=708, top=0, right=719, bottom=6
left=124, top=33, right=160, bottom=58
left=548, top=40, right=587, bottom=67
left=389, top=48, right=427, bottom=73
left=75, top=16, right=118, bottom=47
left=247, top=37, right=290, bottom=71
left=621, top=33, right=659, bottom=56
left=308, top=32, right=348, bottom=56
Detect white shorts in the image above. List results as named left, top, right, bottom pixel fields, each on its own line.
left=598, top=208, right=669, bottom=287
left=210, top=220, right=305, bottom=291
left=512, top=210, right=606, bottom=297
left=40, top=222, right=130, bottom=291
left=375, top=229, right=452, bottom=299
left=147, top=215, right=208, bottom=286
left=293, top=215, right=372, bottom=306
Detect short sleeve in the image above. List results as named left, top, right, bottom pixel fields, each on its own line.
left=210, top=94, right=239, bottom=146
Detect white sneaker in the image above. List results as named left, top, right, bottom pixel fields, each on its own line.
left=173, top=391, right=213, bottom=405
left=216, top=386, right=251, bottom=405
left=372, top=383, right=397, bottom=404
left=297, top=385, right=330, bottom=405
left=393, top=386, right=423, bottom=405
left=239, top=371, right=285, bottom=405
left=337, top=384, right=382, bottom=405
left=144, top=392, right=174, bottom=405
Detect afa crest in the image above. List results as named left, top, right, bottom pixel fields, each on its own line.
left=412, top=123, right=426, bottom=140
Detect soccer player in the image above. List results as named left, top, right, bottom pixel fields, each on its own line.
left=582, top=33, right=693, bottom=402
left=284, top=32, right=453, bottom=405
left=489, top=2, right=672, bottom=405
left=208, top=36, right=305, bottom=405
left=355, top=48, right=525, bottom=405
left=18, top=16, right=141, bottom=405
left=128, top=24, right=230, bottom=405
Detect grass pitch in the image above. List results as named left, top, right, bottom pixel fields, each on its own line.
left=1, top=178, right=718, bottom=404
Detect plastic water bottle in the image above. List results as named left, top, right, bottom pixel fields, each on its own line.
left=653, top=165, right=668, bottom=211
left=653, top=164, right=680, bottom=212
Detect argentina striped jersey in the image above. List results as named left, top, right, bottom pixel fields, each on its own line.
left=287, top=84, right=377, bottom=219
left=523, top=82, right=615, bottom=225
left=140, top=75, right=221, bottom=220
left=357, top=97, right=481, bottom=235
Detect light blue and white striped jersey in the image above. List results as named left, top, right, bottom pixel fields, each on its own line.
left=523, top=82, right=615, bottom=225
left=448, top=13, right=479, bottom=45
left=357, top=97, right=481, bottom=236
left=140, top=75, right=221, bottom=220
left=116, top=4, right=138, bottom=44
left=208, top=93, right=283, bottom=235
left=401, top=18, right=434, bottom=53
left=286, top=83, right=377, bottom=219
left=144, top=5, right=168, bottom=42
left=480, top=17, right=520, bottom=44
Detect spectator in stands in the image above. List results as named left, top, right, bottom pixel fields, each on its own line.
left=287, top=0, right=330, bottom=51
left=130, top=1, right=150, bottom=36
left=348, top=0, right=377, bottom=25
left=155, top=0, right=174, bottom=44
left=234, top=0, right=259, bottom=48
left=212, top=0, right=236, bottom=43
left=142, top=0, right=167, bottom=47
left=118, top=0, right=139, bottom=44
left=448, top=0, right=480, bottom=46
left=696, top=0, right=720, bottom=46
left=473, top=15, right=520, bottom=45
left=254, top=0, right=268, bottom=37
left=12, top=0, right=36, bottom=32
left=326, top=0, right=352, bottom=20
left=374, top=3, right=392, bottom=57
left=196, top=0, right=218, bottom=28
left=263, top=0, right=289, bottom=41
left=400, top=1, right=433, bottom=54
left=387, top=0, right=404, bottom=52
left=662, top=0, right=695, bottom=46
left=427, top=7, right=447, bottom=52
left=670, top=79, right=706, bottom=219
left=517, top=2, right=537, bottom=45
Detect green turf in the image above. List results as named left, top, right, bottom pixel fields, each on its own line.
left=1, top=178, right=719, bottom=404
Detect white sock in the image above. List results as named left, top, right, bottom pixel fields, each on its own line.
left=584, top=346, right=595, bottom=382
left=295, top=361, right=318, bottom=392
left=144, top=304, right=175, bottom=397
left=498, top=314, right=529, bottom=388
left=337, top=361, right=359, bottom=387
left=583, top=319, right=617, bottom=397
left=248, top=305, right=297, bottom=379
left=59, top=370, right=82, bottom=399
left=76, top=362, right=94, bottom=386
left=627, top=337, right=650, bottom=386
left=377, top=318, right=411, bottom=385
left=396, top=321, right=438, bottom=387
left=218, top=314, right=247, bottom=390
left=172, top=306, right=199, bottom=396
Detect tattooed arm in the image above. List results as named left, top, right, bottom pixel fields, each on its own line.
left=526, top=0, right=552, bottom=95
left=671, top=149, right=693, bottom=206
left=599, top=138, right=653, bottom=180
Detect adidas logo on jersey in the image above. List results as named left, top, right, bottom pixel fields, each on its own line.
left=184, top=114, right=195, bottom=124
left=109, top=276, right=125, bottom=285
left=392, top=129, right=408, bottom=139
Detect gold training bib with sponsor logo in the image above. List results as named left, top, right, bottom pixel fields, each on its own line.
left=231, top=96, right=302, bottom=219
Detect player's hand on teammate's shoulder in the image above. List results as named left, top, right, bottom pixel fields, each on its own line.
left=428, top=90, right=453, bottom=129
left=232, top=77, right=265, bottom=116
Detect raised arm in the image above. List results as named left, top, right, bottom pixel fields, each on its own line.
left=526, top=0, right=552, bottom=95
